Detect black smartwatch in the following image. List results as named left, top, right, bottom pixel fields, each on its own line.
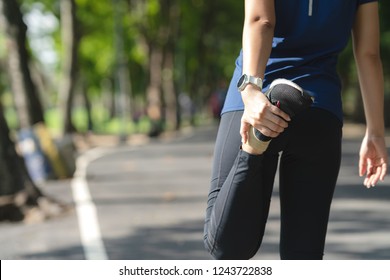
left=237, top=74, right=263, bottom=91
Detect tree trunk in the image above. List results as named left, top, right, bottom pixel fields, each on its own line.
left=0, top=102, right=28, bottom=221
left=140, top=0, right=181, bottom=135
left=0, top=0, right=45, bottom=129
left=185, top=1, right=218, bottom=125
left=113, top=0, right=132, bottom=141
left=161, top=0, right=180, bottom=131
left=80, top=79, right=93, bottom=131
left=146, top=44, right=164, bottom=137
left=0, top=0, right=70, bottom=223
left=59, top=0, right=79, bottom=135
left=0, top=102, right=69, bottom=222
left=162, top=50, right=179, bottom=130
left=0, top=104, right=24, bottom=197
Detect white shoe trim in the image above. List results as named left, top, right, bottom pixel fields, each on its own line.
left=269, top=78, right=303, bottom=93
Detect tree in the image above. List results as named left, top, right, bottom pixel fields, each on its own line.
left=0, top=98, right=24, bottom=221
left=129, top=0, right=243, bottom=133
left=131, top=0, right=171, bottom=136
left=0, top=0, right=69, bottom=222
left=0, top=0, right=45, bottom=129
left=113, top=0, right=132, bottom=140
left=58, top=0, right=79, bottom=134
left=0, top=100, right=68, bottom=222
left=176, top=0, right=243, bottom=123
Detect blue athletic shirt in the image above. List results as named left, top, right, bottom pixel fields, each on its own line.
left=221, top=0, right=377, bottom=121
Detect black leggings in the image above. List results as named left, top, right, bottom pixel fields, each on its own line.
left=204, top=108, right=342, bottom=260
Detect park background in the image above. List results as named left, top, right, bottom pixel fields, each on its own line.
left=0, top=0, right=389, bottom=260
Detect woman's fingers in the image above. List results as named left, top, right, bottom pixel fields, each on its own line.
left=362, top=158, right=388, bottom=188
left=270, top=104, right=291, bottom=122
left=241, top=91, right=291, bottom=141
left=380, top=162, right=387, bottom=181
left=252, top=107, right=289, bottom=137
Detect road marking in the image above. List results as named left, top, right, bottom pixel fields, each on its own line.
left=71, top=148, right=109, bottom=260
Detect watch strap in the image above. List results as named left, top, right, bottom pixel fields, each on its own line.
left=247, top=75, right=263, bottom=90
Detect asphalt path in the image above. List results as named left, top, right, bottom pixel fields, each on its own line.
left=1, top=124, right=390, bottom=260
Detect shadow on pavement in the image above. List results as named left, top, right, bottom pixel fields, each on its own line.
left=3, top=125, right=390, bottom=260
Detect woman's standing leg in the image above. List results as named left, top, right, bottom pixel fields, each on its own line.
left=204, top=110, right=280, bottom=259
left=278, top=108, right=342, bottom=259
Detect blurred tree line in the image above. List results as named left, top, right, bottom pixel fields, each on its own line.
left=0, top=0, right=389, bottom=221
left=1, top=0, right=244, bottom=136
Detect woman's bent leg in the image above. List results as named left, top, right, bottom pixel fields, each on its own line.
left=204, top=111, right=278, bottom=259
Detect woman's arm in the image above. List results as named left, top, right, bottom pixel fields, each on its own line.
left=240, top=0, right=290, bottom=148
left=352, top=1, right=388, bottom=187
left=242, top=0, right=275, bottom=78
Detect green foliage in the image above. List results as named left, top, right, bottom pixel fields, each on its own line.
left=3, top=0, right=390, bottom=133
left=44, top=105, right=151, bottom=135
left=76, top=0, right=115, bottom=90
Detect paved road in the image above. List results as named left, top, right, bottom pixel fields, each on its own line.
left=1, top=124, right=390, bottom=260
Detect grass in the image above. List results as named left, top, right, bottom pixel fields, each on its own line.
left=3, top=103, right=212, bottom=138
left=4, top=106, right=152, bottom=136
left=45, top=106, right=152, bottom=135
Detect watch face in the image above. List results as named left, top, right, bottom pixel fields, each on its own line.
left=237, top=74, right=247, bottom=88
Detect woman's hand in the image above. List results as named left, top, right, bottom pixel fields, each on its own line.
left=240, top=85, right=290, bottom=145
left=359, top=134, right=388, bottom=188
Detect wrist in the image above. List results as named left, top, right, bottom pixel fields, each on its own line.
left=241, top=84, right=263, bottom=94
left=366, top=127, right=385, bottom=138
left=241, top=85, right=263, bottom=104
left=237, top=74, right=263, bottom=92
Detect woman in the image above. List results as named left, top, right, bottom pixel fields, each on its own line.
left=203, top=0, right=388, bottom=260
